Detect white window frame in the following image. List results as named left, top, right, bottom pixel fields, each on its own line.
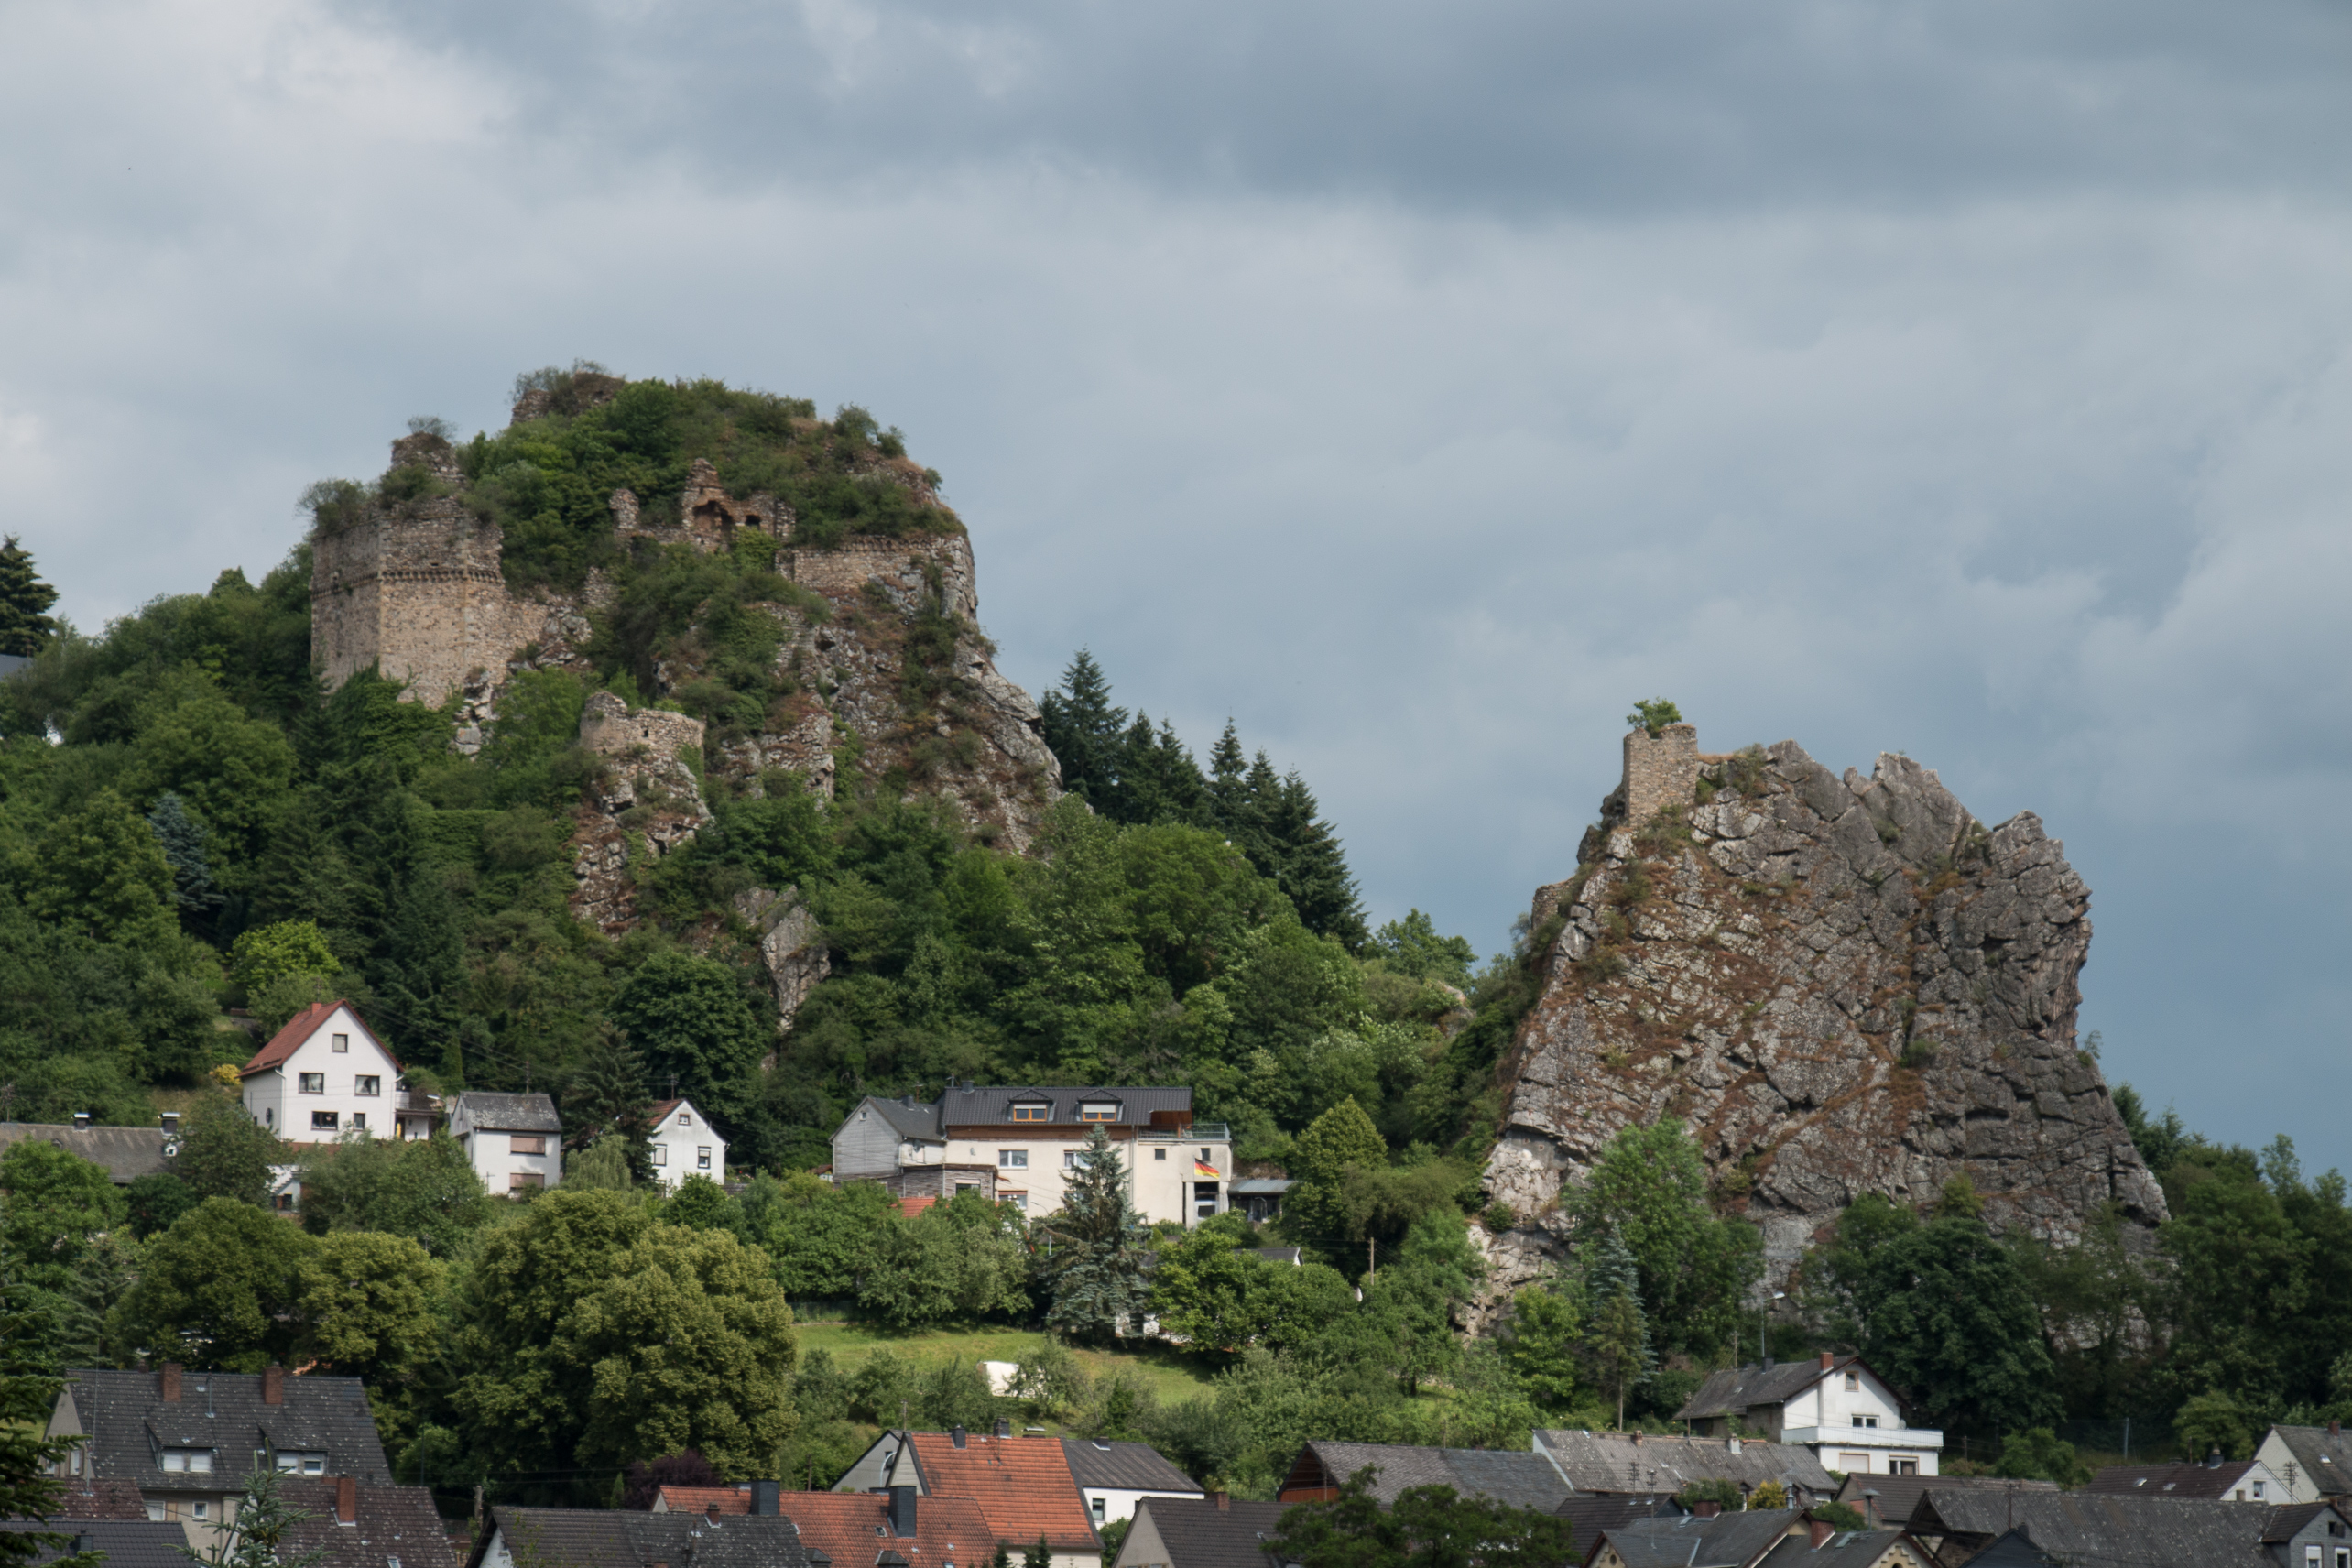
left=677, top=1111, right=692, bottom=1126
left=653, top=1146, right=669, bottom=1166
left=355, top=1075, right=381, bottom=1096
left=299, top=1073, right=325, bottom=1094
left=999, top=1149, right=1028, bottom=1169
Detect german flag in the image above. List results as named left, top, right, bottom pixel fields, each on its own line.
left=1194, top=1159, right=1219, bottom=1177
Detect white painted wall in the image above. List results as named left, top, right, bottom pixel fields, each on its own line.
left=241, top=1006, right=401, bottom=1145
left=649, top=1099, right=725, bottom=1192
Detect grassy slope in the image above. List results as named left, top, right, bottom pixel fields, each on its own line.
left=792, top=1321, right=1224, bottom=1413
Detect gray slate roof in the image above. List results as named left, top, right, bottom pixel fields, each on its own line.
left=2086, top=1460, right=2265, bottom=1499
left=2268, top=1426, right=2352, bottom=1494
left=859, top=1096, right=945, bottom=1141
left=1832, top=1472, right=2054, bottom=1526
left=1956, top=1529, right=2063, bottom=1568
left=1535, top=1432, right=1835, bottom=1498
left=1286, top=1443, right=1571, bottom=1510
left=278, top=1479, right=462, bottom=1568
left=1674, top=1357, right=1862, bottom=1421
left=449, top=1092, right=561, bottom=1134
left=1554, top=1496, right=1671, bottom=1561
left=0, top=1519, right=190, bottom=1568
left=476, top=1508, right=809, bottom=1568
left=0, top=1124, right=178, bottom=1184
left=939, top=1086, right=1194, bottom=1129
left=1063, top=1438, right=1203, bottom=1495
left=1127, top=1497, right=1292, bottom=1568
left=1756, top=1528, right=1913, bottom=1568
left=60, top=1367, right=392, bottom=1487
left=1908, top=1489, right=2277, bottom=1568
left=1597, top=1509, right=1802, bottom=1568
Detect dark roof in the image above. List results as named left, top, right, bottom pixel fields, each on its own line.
left=1229, top=1181, right=1293, bottom=1196
left=1535, top=1432, right=1835, bottom=1497
left=60, top=1367, right=393, bottom=1487
left=1756, top=1527, right=1915, bottom=1568
left=2259, top=1502, right=2339, bottom=1543
left=1907, top=1488, right=2278, bottom=1568
left=1284, top=1443, right=1571, bottom=1511
left=1251, top=1247, right=1302, bottom=1266
left=44, top=1478, right=149, bottom=1519
left=244, top=1002, right=395, bottom=1076
left=2085, top=1461, right=2266, bottom=1500
left=0, top=1123, right=179, bottom=1184
left=939, top=1086, right=1193, bottom=1129
left=1956, top=1528, right=2063, bottom=1568
left=474, top=1508, right=809, bottom=1568
left=279, top=1479, right=462, bottom=1568
left=858, top=1096, right=945, bottom=1141
left=1596, top=1509, right=1802, bottom=1568
left=1554, top=1496, right=1671, bottom=1562
left=1832, top=1472, right=2054, bottom=1525
left=1127, top=1497, right=1292, bottom=1568
left=450, top=1092, right=561, bottom=1133
left=1063, top=1438, right=1203, bottom=1495
left=2267, top=1426, right=2352, bottom=1493
left=0, top=1519, right=190, bottom=1568
left=1675, top=1357, right=1866, bottom=1421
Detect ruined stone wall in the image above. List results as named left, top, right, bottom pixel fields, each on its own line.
left=790, top=532, right=978, bottom=622
left=311, top=485, right=515, bottom=709
left=579, top=691, right=708, bottom=759
left=1621, top=723, right=1703, bottom=825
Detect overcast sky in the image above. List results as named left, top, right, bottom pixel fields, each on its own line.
left=4, top=0, right=2347, bottom=1163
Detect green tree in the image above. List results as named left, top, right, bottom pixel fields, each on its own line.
left=107, top=1196, right=313, bottom=1370
left=613, top=950, right=767, bottom=1134
left=1366, top=911, right=1475, bottom=988
left=0, top=536, right=60, bottom=659
left=229, top=920, right=343, bottom=996
left=296, top=1134, right=490, bottom=1258
left=0, top=1271, right=103, bottom=1568
left=1497, top=1282, right=1585, bottom=1410
left=1625, top=699, right=1682, bottom=736
left=1992, top=1427, right=2092, bottom=1486
left=1038, top=1126, right=1149, bottom=1342
left=178, top=1094, right=288, bottom=1208
left=1270, top=1469, right=1577, bottom=1568
left=176, top=1464, right=329, bottom=1568
left=1038, top=650, right=1127, bottom=811
left=0, top=1141, right=126, bottom=1290
left=1287, top=1098, right=1388, bottom=1247
left=665, top=1173, right=747, bottom=1235
left=126, top=1172, right=199, bottom=1237
left=1578, top=1226, right=1651, bottom=1429
left=147, top=792, right=224, bottom=929
left=563, top=1138, right=640, bottom=1192
left=562, top=1029, right=655, bottom=1175
left=2172, top=1389, right=2256, bottom=1462
left=295, top=1230, right=444, bottom=1381
left=857, top=1194, right=1029, bottom=1331
left=1572, top=1119, right=1760, bottom=1357
left=16, top=788, right=178, bottom=943
left=748, top=1174, right=897, bottom=1298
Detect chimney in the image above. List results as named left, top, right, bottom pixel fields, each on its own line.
left=1630, top=1431, right=1643, bottom=1446
left=751, top=1481, right=780, bottom=1518
left=951, top=1425, right=966, bottom=1449
left=888, top=1486, right=918, bottom=1538
left=1819, top=1351, right=1834, bottom=1371
left=161, top=1112, right=180, bottom=1134
left=1693, top=1502, right=1721, bottom=1519
left=1860, top=1489, right=1880, bottom=1528
left=995, top=1420, right=1011, bottom=1439
left=72, top=1111, right=91, bottom=1129
left=2334, top=1421, right=2343, bottom=1438
left=1808, top=1519, right=1833, bottom=1549
left=160, top=1365, right=182, bottom=1402
left=336, top=1475, right=356, bottom=1525
left=263, top=1365, right=286, bottom=1406
left=1210, top=1492, right=1229, bottom=1511
left=2207, top=1447, right=2224, bottom=1469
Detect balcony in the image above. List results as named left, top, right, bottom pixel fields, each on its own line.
left=1778, top=1425, right=1944, bottom=1450
left=395, top=1092, right=442, bottom=1116
left=1138, top=1123, right=1229, bottom=1143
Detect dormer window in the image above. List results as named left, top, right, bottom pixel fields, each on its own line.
left=1009, top=1103, right=1048, bottom=1123
left=161, top=1449, right=213, bottom=1474
left=1078, top=1103, right=1117, bottom=1122
left=275, top=1452, right=327, bottom=1475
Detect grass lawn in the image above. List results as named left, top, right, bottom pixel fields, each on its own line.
left=792, top=1321, right=1225, bottom=1412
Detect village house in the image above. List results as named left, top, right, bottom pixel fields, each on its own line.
left=832, top=1425, right=1101, bottom=1568
left=1831, top=1472, right=2055, bottom=1534
left=1062, top=1436, right=1204, bottom=1527
left=1900, top=1487, right=2331, bottom=1568
left=1674, top=1354, right=1942, bottom=1478
left=2258, top=1424, right=2352, bottom=1504
left=648, top=1096, right=725, bottom=1192
left=1534, top=1430, right=1835, bottom=1507
left=0, top=1119, right=182, bottom=1186
left=1113, top=1496, right=1292, bottom=1568
left=238, top=1002, right=437, bottom=1149
left=445, top=1091, right=563, bottom=1194
left=1587, top=1511, right=1933, bottom=1568
left=1275, top=1441, right=1573, bottom=1509
left=470, top=1502, right=806, bottom=1568
left=2090, top=1455, right=2293, bottom=1505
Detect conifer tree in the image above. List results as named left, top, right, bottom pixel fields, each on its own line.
left=564, top=1031, right=656, bottom=1181
left=1578, top=1225, right=1653, bottom=1430
left=1038, top=650, right=1126, bottom=806
left=1206, top=721, right=1247, bottom=821
left=177, top=1465, right=329, bottom=1568
left=0, top=536, right=59, bottom=659
left=1260, top=771, right=1367, bottom=949
left=147, top=792, right=224, bottom=929
left=0, top=1272, right=101, bottom=1568
left=1038, top=1126, right=1149, bottom=1343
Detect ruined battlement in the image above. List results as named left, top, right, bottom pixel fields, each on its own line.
left=611, top=459, right=789, bottom=555
left=1620, top=722, right=1702, bottom=825
left=579, top=691, right=707, bottom=759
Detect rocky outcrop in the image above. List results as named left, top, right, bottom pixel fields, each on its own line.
left=570, top=693, right=713, bottom=934
left=1473, top=727, right=2164, bottom=1325
left=735, top=887, right=830, bottom=1041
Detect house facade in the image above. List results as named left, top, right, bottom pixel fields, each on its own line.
left=1675, top=1354, right=1942, bottom=1478
left=239, top=1003, right=431, bottom=1147
left=446, top=1092, right=563, bottom=1194
left=831, top=1085, right=1233, bottom=1226
left=1533, top=1430, right=1835, bottom=1505
left=832, top=1427, right=1101, bottom=1568
left=2258, top=1425, right=2352, bottom=1504
left=1062, top=1436, right=1204, bottom=1527
left=2090, top=1458, right=2292, bottom=1505
left=1114, top=1497, right=1291, bottom=1568
left=647, top=1097, right=724, bottom=1192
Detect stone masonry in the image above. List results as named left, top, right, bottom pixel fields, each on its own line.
left=1468, top=726, right=2165, bottom=1330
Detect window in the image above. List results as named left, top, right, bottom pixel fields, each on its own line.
left=276, top=1453, right=326, bottom=1475
left=677, top=1111, right=692, bottom=1126
left=1078, top=1104, right=1116, bottom=1121
left=192, top=1502, right=210, bottom=1521
left=1064, top=1150, right=1083, bottom=1169
left=999, top=1149, right=1028, bottom=1169
left=2331, top=1548, right=2346, bottom=1568
left=511, top=1173, right=544, bottom=1191
left=265, top=1108, right=274, bottom=1127
left=653, top=1146, right=669, bottom=1166
left=511, top=1135, right=547, bottom=1156
left=311, top=1110, right=340, bottom=1131
left=1010, top=1104, right=1047, bottom=1122
left=355, top=1075, right=380, bottom=1096
left=162, top=1450, right=214, bottom=1474
left=1890, top=1458, right=1918, bottom=1475
left=2254, top=1482, right=2267, bottom=1499
left=332, top=1033, right=349, bottom=1052
left=1839, top=1454, right=1871, bottom=1473
left=954, top=1181, right=977, bottom=1195
left=1845, top=1371, right=1859, bottom=1391
left=697, top=1147, right=713, bottom=1170
left=1852, top=1415, right=1878, bottom=1429
left=351, top=1112, right=365, bottom=1129
left=1008, top=1194, right=1028, bottom=1210
left=2307, top=1549, right=2322, bottom=1568
left=299, top=1073, right=325, bottom=1094
left=1090, top=1497, right=1105, bottom=1523
left=146, top=1504, right=163, bottom=1522
left=1154, top=1148, right=1166, bottom=1160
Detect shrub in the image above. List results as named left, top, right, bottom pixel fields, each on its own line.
left=1625, top=698, right=1682, bottom=736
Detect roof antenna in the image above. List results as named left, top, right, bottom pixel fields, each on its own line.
left=670, top=1073, right=679, bottom=1101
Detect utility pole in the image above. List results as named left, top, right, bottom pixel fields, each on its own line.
left=1367, top=1237, right=1376, bottom=1283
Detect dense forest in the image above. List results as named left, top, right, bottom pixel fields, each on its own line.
left=2, top=384, right=2350, bottom=1511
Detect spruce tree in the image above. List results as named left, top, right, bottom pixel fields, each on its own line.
left=564, top=1031, right=656, bottom=1181
left=1260, top=772, right=1367, bottom=949
left=1578, top=1225, right=1653, bottom=1430
left=0, top=1273, right=101, bottom=1568
left=147, top=792, right=224, bottom=928
left=1038, top=650, right=1127, bottom=805
left=177, top=1465, right=329, bottom=1568
left=0, top=536, right=59, bottom=659
left=1206, top=721, right=1247, bottom=822
left=1038, top=1126, right=1149, bottom=1343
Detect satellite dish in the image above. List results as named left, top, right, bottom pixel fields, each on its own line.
left=161, top=1140, right=181, bottom=1159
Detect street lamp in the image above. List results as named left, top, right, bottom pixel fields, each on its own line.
left=1761, top=1291, right=1786, bottom=1365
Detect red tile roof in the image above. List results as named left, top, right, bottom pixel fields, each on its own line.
left=905, top=1432, right=1096, bottom=1554
left=897, top=1196, right=937, bottom=1217
left=240, top=1001, right=398, bottom=1077
left=777, top=1490, right=994, bottom=1568
left=656, top=1487, right=750, bottom=1516
left=650, top=1099, right=684, bottom=1121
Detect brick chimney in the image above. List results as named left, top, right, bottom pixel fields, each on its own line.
left=336, top=1475, right=356, bottom=1525
left=1210, top=1492, right=1229, bottom=1511
left=1693, top=1502, right=1721, bottom=1519
left=263, top=1365, right=286, bottom=1406
left=1819, top=1350, right=1834, bottom=1371
left=160, top=1365, right=182, bottom=1402
left=1808, top=1519, right=1833, bottom=1549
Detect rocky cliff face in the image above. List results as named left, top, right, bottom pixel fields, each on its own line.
left=1474, top=725, right=2164, bottom=1322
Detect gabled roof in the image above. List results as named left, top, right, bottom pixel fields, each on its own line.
left=60, top=1367, right=392, bottom=1487
left=473, top=1508, right=809, bottom=1568
left=0, top=1520, right=189, bottom=1568
left=1674, top=1356, right=1877, bottom=1421
left=903, top=1430, right=1098, bottom=1552
left=1906, top=1489, right=2279, bottom=1567
left=1282, top=1443, right=1571, bottom=1511
left=856, top=1096, right=946, bottom=1142
left=649, top=1098, right=719, bottom=1132
left=939, top=1086, right=1193, bottom=1129
left=2086, top=1460, right=2268, bottom=1499
left=2267, top=1425, right=2352, bottom=1492
left=0, top=1124, right=177, bottom=1185
left=278, top=1478, right=462, bottom=1568
left=242, top=1002, right=397, bottom=1077
left=2259, top=1502, right=2342, bottom=1543
left=449, top=1092, right=561, bottom=1134
left=1832, top=1471, right=2054, bottom=1525
left=1595, top=1509, right=1802, bottom=1568
left=1127, top=1497, right=1292, bottom=1568
left=45, top=1477, right=149, bottom=1519
left=1756, top=1527, right=1918, bottom=1568
left=772, top=1488, right=993, bottom=1568
left=1554, top=1496, right=1672, bottom=1562
left=1535, top=1432, right=1835, bottom=1497
left=1062, top=1437, right=1203, bottom=1495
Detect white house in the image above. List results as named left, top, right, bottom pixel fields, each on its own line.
left=648, top=1097, right=724, bottom=1192
left=2255, top=1423, right=2352, bottom=1503
left=1675, top=1352, right=1942, bottom=1477
left=239, top=1001, right=431, bottom=1147
left=446, top=1091, right=563, bottom=1194
left=1061, top=1436, right=1203, bottom=1526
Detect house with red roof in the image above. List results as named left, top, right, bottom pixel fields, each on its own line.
left=648, top=1096, right=726, bottom=1192
left=655, top=1484, right=995, bottom=1568
left=833, top=1427, right=1101, bottom=1568
left=238, top=1003, right=434, bottom=1163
